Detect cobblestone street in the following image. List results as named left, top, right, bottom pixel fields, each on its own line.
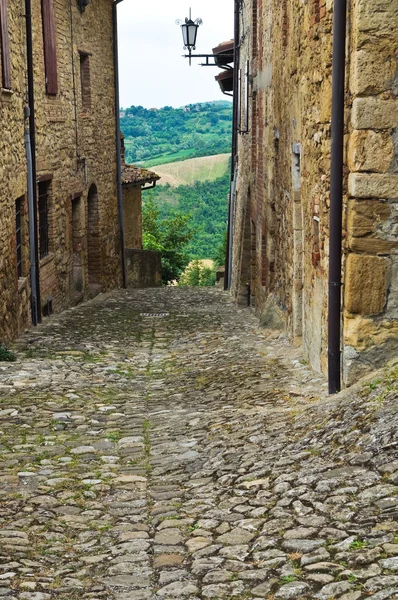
left=0, top=288, right=397, bottom=600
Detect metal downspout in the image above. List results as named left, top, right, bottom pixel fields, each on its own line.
left=24, top=109, right=38, bottom=326
left=25, top=0, right=41, bottom=323
left=224, top=0, right=240, bottom=290
left=328, top=0, right=347, bottom=394
left=113, top=0, right=127, bottom=288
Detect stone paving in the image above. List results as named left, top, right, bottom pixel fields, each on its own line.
left=0, top=287, right=397, bottom=600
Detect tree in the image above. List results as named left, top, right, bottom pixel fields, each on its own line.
left=213, top=230, right=227, bottom=267
left=142, top=197, right=194, bottom=285
left=178, top=260, right=216, bottom=287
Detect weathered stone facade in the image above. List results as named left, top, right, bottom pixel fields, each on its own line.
left=0, top=0, right=121, bottom=342
left=121, top=135, right=162, bottom=288
left=231, top=0, right=397, bottom=384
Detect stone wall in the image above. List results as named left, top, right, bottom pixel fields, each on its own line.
left=343, top=0, right=398, bottom=384
left=0, top=0, right=30, bottom=341
left=0, top=0, right=121, bottom=342
left=231, top=0, right=397, bottom=384
left=125, top=249, right=162, bottom=289
left=123, top=186, right=143, bottom=249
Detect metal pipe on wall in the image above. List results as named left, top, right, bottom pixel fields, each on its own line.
left=328, top=0, right=347, bottom=394
left=113, top=0, right=127, bottom=289
left=224, top=0, right=240, bottom=290
left=24, top=109, right=38, bottom=326
left=25, top=0, right=41, bottom=323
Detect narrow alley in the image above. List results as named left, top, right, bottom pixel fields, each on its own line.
left=0, top=288, right=397, bottom=600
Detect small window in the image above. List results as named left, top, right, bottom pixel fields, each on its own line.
left=41, top=0, right=58, bottom=95
left=0, top=0, right=11, bottom=89
left=80, top=52, right=91, bottom=110
left=243, top=60, right=249, bottom=133
left=15, top=197, right=23, bottom=277
left=237, top=68, right=242, bottom=132
left=283, top=0, right=288, bottom=46
left=313, top=0, right=320, bottom=23
left=38, top=181, right=50, bottom=259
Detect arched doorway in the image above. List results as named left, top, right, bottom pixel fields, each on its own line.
left=87, top=184, right=101, bottom=285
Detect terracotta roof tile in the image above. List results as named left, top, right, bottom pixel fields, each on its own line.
left=122, top=165, right=160, bottom=186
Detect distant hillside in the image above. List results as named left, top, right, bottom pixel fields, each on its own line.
left=145, top=167, right=230, bottom=260
left=152, top=154, right=230, bottom=187
left=120, top=101, right=232, bottom=166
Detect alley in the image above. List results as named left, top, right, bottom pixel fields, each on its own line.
left=0, top=288, right=397, bottom=600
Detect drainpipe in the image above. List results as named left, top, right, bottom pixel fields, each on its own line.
left=24, top=109, right=38, bottom=326
left=328, top=0, right=347, bottom=394
left=25, top=0, right=41, bottom=324
left=113, top=0, right=127, bottom=288
left=224, top=0, right=240, bottom=290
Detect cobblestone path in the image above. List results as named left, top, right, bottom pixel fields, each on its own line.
left=0, top=288, right=397, bottom=600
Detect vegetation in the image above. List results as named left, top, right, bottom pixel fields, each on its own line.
left=126, top=101, right=231, bottom=281
left=142, top=198, right=194, bottom=285
left=0, top=344, right=16, bottom=362
left=179, top=260, right=216, bottom=287
left=120, top=101, right=232, bottom=166
left=145, top=168, right=230, bottom=261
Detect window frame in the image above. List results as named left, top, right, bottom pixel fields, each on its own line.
left=0, top=0, right=11, bottom=90
left=15, top=197, right=23, bottom=278
left=41, top=0, right=58, bottom=95
left=79, top=51, right=91, bottom=110
left=38, top=181, right=50, bottom=259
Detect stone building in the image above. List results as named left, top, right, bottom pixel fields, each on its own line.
left=229, top=0, right=398, bottom=385
left=120, top=134, right=162, bottom=288
left=0, top=0, right=122, bottom=342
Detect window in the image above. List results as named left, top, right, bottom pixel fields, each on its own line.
left=15, top=197, right=23, bottom=277
left=313, top=0, right=320, bottom=23
left=237, top=68, right=242, bottom=132
left=38, top=181, right=50, bottom=259
left=238, top=62, right=249, bottom=134
left=0, top=0, right=11, bottom=89
left=79, top=52, right=91, bottom=110
left=243, top=60, right=249, bottom=133
left=41, top=0, right=58, bottom=95
left=282, top=0, right=288, bottom=46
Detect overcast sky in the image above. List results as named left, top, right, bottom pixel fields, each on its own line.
left=117, top=0, right=234, bottom=109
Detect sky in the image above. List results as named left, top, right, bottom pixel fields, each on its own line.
left=117, top=0, right=234, bottom=109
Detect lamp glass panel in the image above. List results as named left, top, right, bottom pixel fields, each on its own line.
left=187, top=23, right=198, bottom=47
left=182, top=24, right=189, bottom=47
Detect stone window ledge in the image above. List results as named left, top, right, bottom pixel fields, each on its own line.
left=1, top=88, right=14, bottom=101
left=40, top=252, right=55, bottom=268
left=18, top=277, right=28, bottom=293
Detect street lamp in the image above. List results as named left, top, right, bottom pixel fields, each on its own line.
left=177, top=10, right=234, bottom=69
left=176, top=8, right=203, bottom=65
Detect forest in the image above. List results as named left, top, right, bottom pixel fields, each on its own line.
left=120, top=100, right=232, bottom=166
left=144, top=169, right=230, bottom=261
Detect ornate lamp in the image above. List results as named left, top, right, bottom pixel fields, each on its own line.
left=177, top=9, right=203, bottom=65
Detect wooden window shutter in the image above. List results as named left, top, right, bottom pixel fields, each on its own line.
left=41, top=0, right=58, bottom=94
left=0, top=0, right=11, bottom=89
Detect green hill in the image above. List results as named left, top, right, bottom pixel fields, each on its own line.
left=120, top=101, right=232, bottom=166
left=145, top=167, right=230, bottom=260
left=152, top=154, right=230, bottom=187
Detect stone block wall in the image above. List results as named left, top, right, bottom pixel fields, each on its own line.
left=125, top=249, right=162, bottom=289
left=123, top=186, right=143, bottom=250
left=231, top=0, right=397, bottom=384
left=0, top=0, right=121, bottom=342
left=0, top=0, right=30, bottom=341
left=343, top=0, right=398, bottom=384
